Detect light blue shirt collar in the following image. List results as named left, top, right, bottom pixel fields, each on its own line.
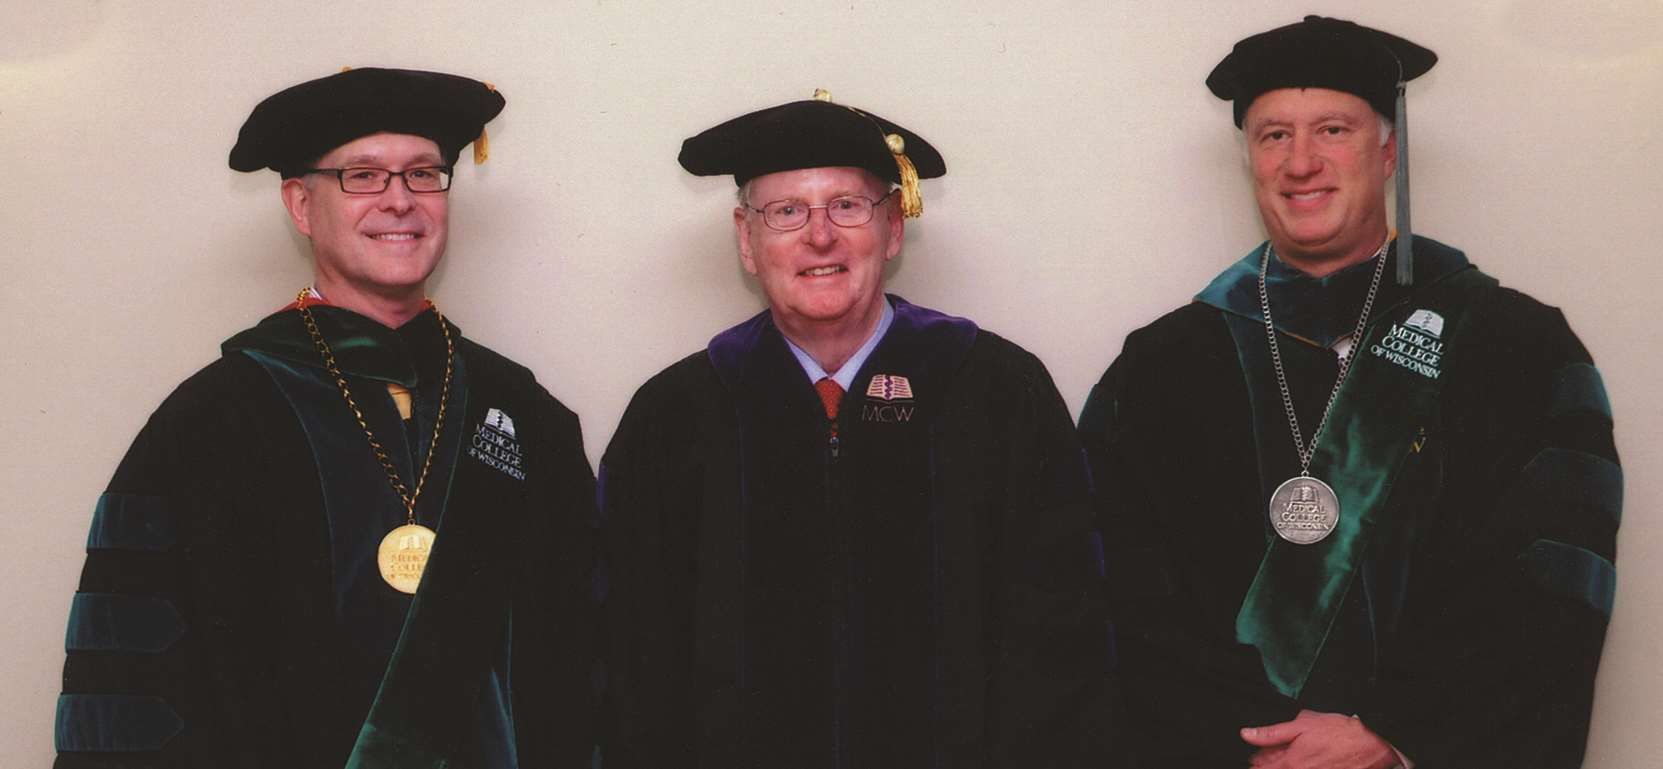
left=783, top=298, right=894, bottom=391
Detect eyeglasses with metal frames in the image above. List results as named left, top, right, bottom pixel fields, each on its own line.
left=746, top=189, right=896, bottom=232
left=304, top=166, right=455, bottom=194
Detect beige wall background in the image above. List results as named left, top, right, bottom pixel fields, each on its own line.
left=3, top=0, right=1658, bottom=763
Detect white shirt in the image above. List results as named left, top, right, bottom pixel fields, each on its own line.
left=783, top=299, right=895, bottom=391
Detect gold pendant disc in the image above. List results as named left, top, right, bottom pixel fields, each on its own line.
left=378, top=523, right=436, bottom=594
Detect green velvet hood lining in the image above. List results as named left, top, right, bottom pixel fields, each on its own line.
left=1196, top=236, right=1471, bottom=349
left=222, top=305, right=459, bottom=389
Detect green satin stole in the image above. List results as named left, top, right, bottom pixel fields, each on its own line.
left=1233, top=267, right=1496, bottom=698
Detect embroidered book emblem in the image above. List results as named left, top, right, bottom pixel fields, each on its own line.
left=484, top=407, right=517, bottom=439
left=1403, top=309, right=1445, bottom=338
left=864, top=374, right=914, bottom=401
left=1369, top=309, right=1446, bottom=380
left=469, top=407, right=525, bottom=480
left=862, top=374, right=916, bottom=423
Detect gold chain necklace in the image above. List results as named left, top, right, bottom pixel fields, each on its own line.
left=295, top=287, right=455, bottom=593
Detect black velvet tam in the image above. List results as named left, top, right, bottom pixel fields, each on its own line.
left=678, top=97, right=945, bottom=185
left=229, top=67, right=505, bottom=175
left=1207, top=15, right=1436, bottom=126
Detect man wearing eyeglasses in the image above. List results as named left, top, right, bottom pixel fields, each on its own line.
left=597, top=92, right=1124, bottom=767
left=53, top=68, right=598, bottom=768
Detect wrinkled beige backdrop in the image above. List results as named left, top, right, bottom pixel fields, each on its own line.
left=4, top=0, right=1658, bottom=763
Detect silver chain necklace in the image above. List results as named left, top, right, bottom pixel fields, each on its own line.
left=1257, top=236, right=1390, bottom=544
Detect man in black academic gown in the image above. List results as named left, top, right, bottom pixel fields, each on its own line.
left=53, top=69, right=599, bottom=768
left=1079, top=16, right=1621, bottom=769
left=599, top=91, right=1122, bottom=767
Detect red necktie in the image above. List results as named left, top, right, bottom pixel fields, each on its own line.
left=814, top=377, right=844, bottom=420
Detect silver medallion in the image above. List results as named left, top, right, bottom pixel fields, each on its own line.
left=1269, top=476, right=1340, bottom=545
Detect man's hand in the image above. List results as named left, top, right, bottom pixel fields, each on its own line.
left=1240, top=709, right=1399, bottom=769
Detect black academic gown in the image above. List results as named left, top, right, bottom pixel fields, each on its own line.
left=55, top=305, right=600, bottom=769
left=600, top=297, right=1123, bottom=768
left=1080, top=238, right=1620, bottom=769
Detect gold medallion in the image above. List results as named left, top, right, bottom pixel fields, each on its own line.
left=378, top=523, right=436, bottom=594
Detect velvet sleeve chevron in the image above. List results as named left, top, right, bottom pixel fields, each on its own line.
left=57, top=485, right=189, bottom=764
left=1355, top=292, right=1621, bottom=769
left=57, top=396, right=203, bottom=766
left=55, top=355, right=330, bottom=768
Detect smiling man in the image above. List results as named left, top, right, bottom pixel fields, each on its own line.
left=53, top=68, right=599, bottom=768
left=1078, top=16, right=1620, bottom=769
left=598, top=92, right=1123, bottom=767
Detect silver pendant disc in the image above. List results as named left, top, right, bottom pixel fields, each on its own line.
left=1269, top=476, right=1340, bottom=545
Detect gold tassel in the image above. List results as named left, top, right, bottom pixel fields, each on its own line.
left=813, top=90, right=920, bottom=216
left=475, top=82, right=498, bottom=164
left=473, top=126, right=489, bottom=165
left=340, top=65, right=353, bottom=73
left=886, top=133, right=922, bottom=218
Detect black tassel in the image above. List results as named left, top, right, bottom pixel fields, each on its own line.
left=1394, top=80, right=1413, bottom=286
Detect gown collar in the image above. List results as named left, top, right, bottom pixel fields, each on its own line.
left=707, top=294, right=978, bottom=389
left=1195, top=236, right=1471, bottom=348
left=223, top=303, right=457, bottom=389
